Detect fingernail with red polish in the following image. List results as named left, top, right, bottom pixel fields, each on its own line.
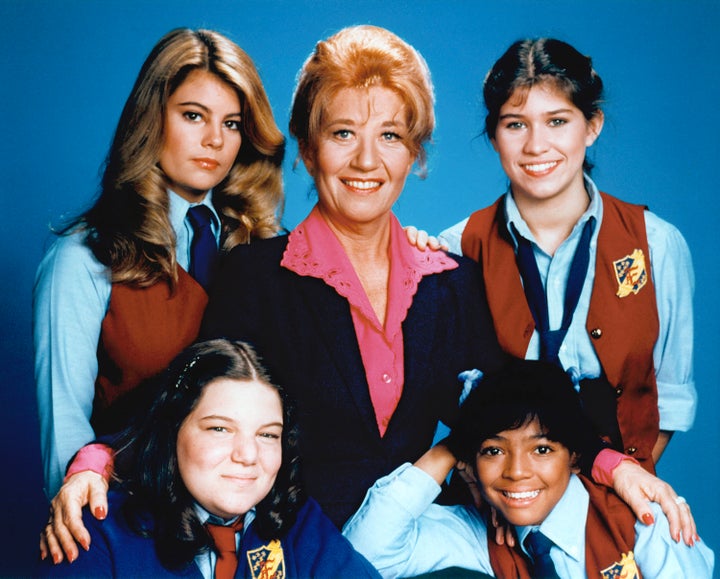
left=80, top=539, right=90, bottom=551
left=94, top=506, right=106, bottom=520
left=641, top=513, right=654, bottom=525
left=52, top=554, right=61, bottom=565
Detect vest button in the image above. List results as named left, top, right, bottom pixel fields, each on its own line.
left=615, top=386, right=624, bottom=397
left=590, top=328, right=602, bottom=339
left=626, top=447, right=638, bottom=455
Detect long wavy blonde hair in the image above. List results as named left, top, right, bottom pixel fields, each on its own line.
left=76, top=28, right=285, bottom=287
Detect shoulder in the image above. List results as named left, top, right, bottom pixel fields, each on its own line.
left=212, top=235, right=291, bottom=300
left=37, top=230, right=105, bottom=276
left=633, top=502, right=715, bottom=577
left=422, top=251, right=482, bottom=290
left=286, top=498, right=381, bottom=577
left=643, top=210, right=691, bottom=257
left=34, top=230, right=110, bottom=302
left=224, top=234, right=289, bottom=266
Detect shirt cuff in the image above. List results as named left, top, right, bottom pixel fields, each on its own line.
left=591, top=448, right=640, bottom=487
left=657, top=379, right=697, bottom=432
left=64, top=443, right=115, bottom=483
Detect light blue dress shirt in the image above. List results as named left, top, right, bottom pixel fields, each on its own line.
left=438, top=177, right=696, bottom=433
left=33, top=191, right=220, bottom=497
left=343, top=464, right=714, bottom=578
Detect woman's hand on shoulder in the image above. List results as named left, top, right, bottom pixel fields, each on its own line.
left=39, top=470, right=109, bottom=564
left=404, top=226, right=448, bottom=252
left=612, top=460, right=697, bottom=546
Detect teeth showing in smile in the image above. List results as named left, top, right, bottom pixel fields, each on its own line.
left=343, top=180, right=381, bottom=190
left=503, top=490, right=540, bottom=500
left=523, top=161, right=557, bottom=173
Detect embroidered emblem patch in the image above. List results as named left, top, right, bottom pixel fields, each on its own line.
left=600, top=551, right=640, bottom=579
left=247, top=539, right=285, bottom=579
left=613, top=249, right=647, bottom=298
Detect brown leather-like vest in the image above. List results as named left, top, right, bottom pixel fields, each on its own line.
left=488, top=475, right=641, bottom=578
left=92, top=267, right=207, bottom=434
left=461, top=193, right=659, bottom=470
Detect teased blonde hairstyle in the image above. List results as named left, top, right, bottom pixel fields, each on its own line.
left=289, top=25, right=434, bottom=176
left=80, top=28, right=284, bottom=287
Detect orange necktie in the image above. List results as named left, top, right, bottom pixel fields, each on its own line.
left=205, top=517, right=244, bottom=579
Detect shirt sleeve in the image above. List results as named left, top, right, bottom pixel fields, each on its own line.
left=33, top=233, right=111, bottom=498
left=646, top=212, right=697, bottom=431
left=438, top=218, right=469, bottom=256
left=633, top=502, right=714, bottom=578
left=342, top=463, right=493, bottom=578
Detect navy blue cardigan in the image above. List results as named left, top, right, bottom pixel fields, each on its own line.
left=201, top=235, right=506, bottom=527
left=38, top=492, right=379, bottom=578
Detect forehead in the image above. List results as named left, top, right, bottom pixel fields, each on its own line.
left=191, top=378, right=282, bottom=420
left=322, top=86, right=407, bottom=124
left=169, top=69, right=240, bottom=106
left=502, top=82, right=576, bottom=113
left=487, top=417, right=548, bottom=442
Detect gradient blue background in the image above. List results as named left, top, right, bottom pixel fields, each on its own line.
left=1, top=0, right=718, bottom=574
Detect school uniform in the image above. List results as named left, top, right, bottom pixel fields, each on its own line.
left=38, top=491, right=380, bottom=578
left=34, top=191, right=218, bottom=496
left=343, top=465, right=714, bottom=578
left=439, top=178, right=696, bottom=468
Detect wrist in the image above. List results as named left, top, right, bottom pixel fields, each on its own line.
left=592, top=448, right=640, bottom=487
left=64, top=443, right=115, bottom=483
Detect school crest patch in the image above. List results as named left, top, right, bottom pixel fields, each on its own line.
left=247, top=539, right=285, bottom=579
left=613, top=249, right=647, bottom=298
left=600, top=550, right=640, bottom=579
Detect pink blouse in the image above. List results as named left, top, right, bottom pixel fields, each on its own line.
left=281, top=206, right=458, bottom=436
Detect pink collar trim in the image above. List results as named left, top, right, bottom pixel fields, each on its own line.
left=281, top=206, right=458, bottom=331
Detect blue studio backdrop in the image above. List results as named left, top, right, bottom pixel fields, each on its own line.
left=1, top=0, right=718, bottom=574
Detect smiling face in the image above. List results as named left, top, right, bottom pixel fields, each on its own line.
left=475, top=417, right=578, bottom=527
left=176, top=378, right=283, bottom=520
left=491, top=82, right=603, bottom=209
left=159, top=69, right=243, bottom=202
left=303, top=86, right=415, bottom=231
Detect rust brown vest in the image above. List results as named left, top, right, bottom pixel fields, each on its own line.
left=92, top=267, right=208, bottom=433
left=461, top=193, right=659, bottom=470
left=488, top=475, right=640, bottom=578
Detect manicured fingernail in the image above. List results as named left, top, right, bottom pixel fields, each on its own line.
left=80, top=539, right=90, bottom=551
left=674, top=531, right=681, bottom=543
left=641, top=513, right=654, bottom=525
left=94, top=506, right=106, bottom=520
left=52, top=553, right=61, bottom=565
left=695, top=534, right=701, bottom=542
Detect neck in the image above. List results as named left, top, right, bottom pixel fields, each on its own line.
left=317, top=206, right=392, bottom=326
left=317, top=206, right=392, bottom=266
left=513, top=187, right=590, bottom=256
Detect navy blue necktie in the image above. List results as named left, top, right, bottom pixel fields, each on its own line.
left=524, top=531, right=560, bottom=579
left=513, top=217, right=595, bottom=365
left=187, top=205, right=218, bottom=292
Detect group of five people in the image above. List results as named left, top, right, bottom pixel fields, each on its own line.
left=33, top=23, right=711, bottom=578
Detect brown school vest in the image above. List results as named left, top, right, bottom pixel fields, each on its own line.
left=488, top=475, right=640, bottom=578
left=92, top=267, right=208, bottom=433
left=461, top=193, right=659, bottom=470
